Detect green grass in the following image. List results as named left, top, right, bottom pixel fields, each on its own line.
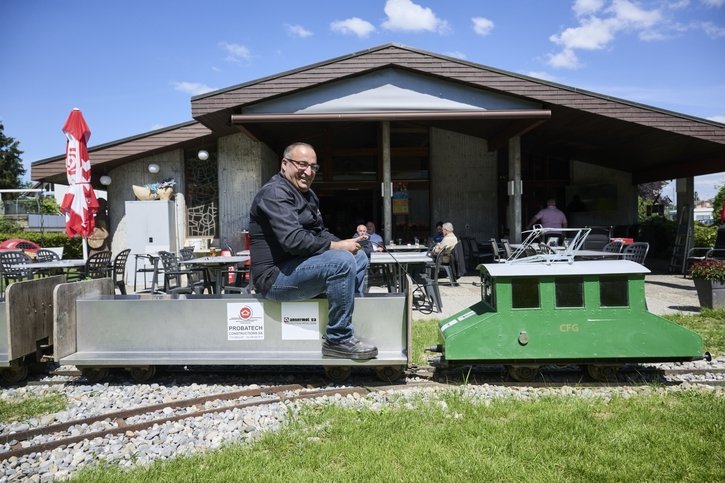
left=71, top=390, right=725, bottom=482
left=0, top=393, right=66, bottom=423
left=667, top=308, right=725, bottom=356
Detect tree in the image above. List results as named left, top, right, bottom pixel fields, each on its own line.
left=0, top=122, right=26, bottom=189
left=713, top=185, right=725, bottom=225
left=638, top=181, right=672, bottom=220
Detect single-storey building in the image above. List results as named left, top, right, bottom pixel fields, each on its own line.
left=31, top=44, right=725, bottom=267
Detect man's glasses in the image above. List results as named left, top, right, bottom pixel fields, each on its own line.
left=284, top=158, right=320, bottom=173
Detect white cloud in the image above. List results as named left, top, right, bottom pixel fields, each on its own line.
left=548, top=0, right=665, bottom=69
left=547, top=48, right=581, bottom=69
left=381, top=0, right=449, bottom=33
left=472, top=16, right=494, bottom=36
left=707, top=115, right=725, bottom=123
left=330, top=17, right=376, bottom=38
left=172, top=81, right=216, bottom=96
left=286, top=24, right=313, bottom=38
left=220, top=42, right=251, bottom=62
left=607, top=0, right=662, bottom=29
left=668, top=0, right=691, bottom=9
left=550, top=16, right=618, bottom=50
left=573, top=0, right=606, bottom=17
left=701, top=0, right=725, bottom=7
left=702, top=21, right=725, bottom=37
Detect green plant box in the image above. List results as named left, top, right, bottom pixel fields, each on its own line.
left=694, top=278, right=725, bottom=309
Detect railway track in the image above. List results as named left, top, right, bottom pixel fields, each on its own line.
left=0, top=383, right=369, bottom=461
left=1, top=363, right=722, bottom=475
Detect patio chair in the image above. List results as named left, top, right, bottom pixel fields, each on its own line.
left=178, top=246, right=214, bottom=293
left=34, top=248, right=61, bottom=277
left=622, top=242, right=649, bottom=265
left=414, top=256, right=443, bottom=313
left=158, top=251, right=205, bottom=294
left=685, top=225, right=725, bottom=273
left=76, top=250, right=113, bottom=280
left=602, top=241, right=624, bottom=253
left=583, top=226, right=612, bottom=250
left=112, top=249, right=131, bottom=294
left=0, top=250, right=34, bottom=296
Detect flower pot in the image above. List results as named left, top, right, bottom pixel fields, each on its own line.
left=693, top=278, right=725, bottom=309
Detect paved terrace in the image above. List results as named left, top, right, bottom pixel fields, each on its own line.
left=405, top=258, right=701, bottom=320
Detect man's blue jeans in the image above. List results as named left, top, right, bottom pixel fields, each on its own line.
left=266, top=250, right=368, bottom=343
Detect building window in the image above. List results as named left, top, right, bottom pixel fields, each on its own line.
left=512, top=278, right=539, bottom=309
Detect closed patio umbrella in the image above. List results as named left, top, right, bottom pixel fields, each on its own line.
left=60, top=108, right=99, bottom=259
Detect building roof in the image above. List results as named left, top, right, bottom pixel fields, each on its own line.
left=32, top=43, right=725, bottom=186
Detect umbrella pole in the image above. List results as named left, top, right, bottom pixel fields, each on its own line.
left=82, top=238, right=89, bottom=260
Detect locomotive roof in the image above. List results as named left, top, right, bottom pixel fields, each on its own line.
left=482, top=260, right=650, bottom=278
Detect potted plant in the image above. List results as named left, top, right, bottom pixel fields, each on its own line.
left=689, top=258, right=725, bottom=309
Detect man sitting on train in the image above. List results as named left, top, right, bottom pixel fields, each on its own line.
left=248, top=142, right=377, bottom=360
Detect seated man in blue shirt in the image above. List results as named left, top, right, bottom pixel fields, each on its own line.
left=249, top=142, right=376, bottom=360
left=365, top=221, right=384, bottom=252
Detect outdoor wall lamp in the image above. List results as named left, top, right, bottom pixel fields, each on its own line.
left=197, top=150, right=209, bottom=161
left=100, top=175, right=112, bottom=186
left=148, top=163, right=160, bottom=174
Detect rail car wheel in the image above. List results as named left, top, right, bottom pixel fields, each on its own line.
left=0, top=365, right=29, bottom=384
left=586, top=365, right=621, bottom=382
left=80, top=367, right=109, bottom=384
left=375, top=365, right=405, bottom=383
left=324, top=366, right=351, bottom=383
left=129, top=366, right=157, bottom=383
left=506, top=365, right=540, bottom=382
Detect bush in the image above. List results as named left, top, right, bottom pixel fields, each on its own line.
left=0, top=231, right=83, bottom=258
left=694, top=223, right=718, bottom=247
left=637, top=216, right=676, bottom=258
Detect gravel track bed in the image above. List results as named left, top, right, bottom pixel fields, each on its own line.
left=2, top=358, right=724, bottom=482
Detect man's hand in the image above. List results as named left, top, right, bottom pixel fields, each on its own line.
left=331, top=239, right=361, bottom=254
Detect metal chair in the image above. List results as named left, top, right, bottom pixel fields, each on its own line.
left=82, top=251, right=113, bottom=279
left=622, top=242, right=649, bottom=265
left=500, top=239, right=513, bottom=259
left=112, top=249, right=131, bottom=294
left=158, top=251, right=205, bottom=294
left=602, top=241, right=624, bottom=253
left=178, top=247, right=214, bottom=293
left=36, top=249, right=60, bottom=262
left=34, top=248, right=61, bottom=277
left=0, top=251, right=34, bottom=296
left=686, top=225, right=725, bottom=273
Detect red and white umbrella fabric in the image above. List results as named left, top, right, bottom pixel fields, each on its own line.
left=60, top=108, right=99, bottom=253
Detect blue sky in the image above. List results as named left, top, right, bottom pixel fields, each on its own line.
left=2, top=0, right=724, bottom=198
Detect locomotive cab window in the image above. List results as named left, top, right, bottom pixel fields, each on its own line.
left=511, top=277, right=539, bottom=309
left=600, top=276, right=629, bottom=307
left=555, top=276, right=584, bottom=308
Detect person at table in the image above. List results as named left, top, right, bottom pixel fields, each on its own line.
left=365, top=221, right=384, bottom=252
left=528, top=198, right=568, bottom=245
left=249, top=142, right=376, bottom=360
left=432, top=221, right=444, bottom=244
left=353, top=224, right=373, bottom=259
left=432, top=222, right=458, bottom=261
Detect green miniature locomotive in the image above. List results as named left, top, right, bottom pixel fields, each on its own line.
left=435, top=229, right=705, bottom=381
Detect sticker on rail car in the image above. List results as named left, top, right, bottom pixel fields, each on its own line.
left=227, top=302, right=265, bottom=340
left=280, top=301, right=320, bottom=340
left=440, top=310, right=475, bottom=332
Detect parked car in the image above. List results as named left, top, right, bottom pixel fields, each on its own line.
left=0, top=238, right=41, bottom=253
